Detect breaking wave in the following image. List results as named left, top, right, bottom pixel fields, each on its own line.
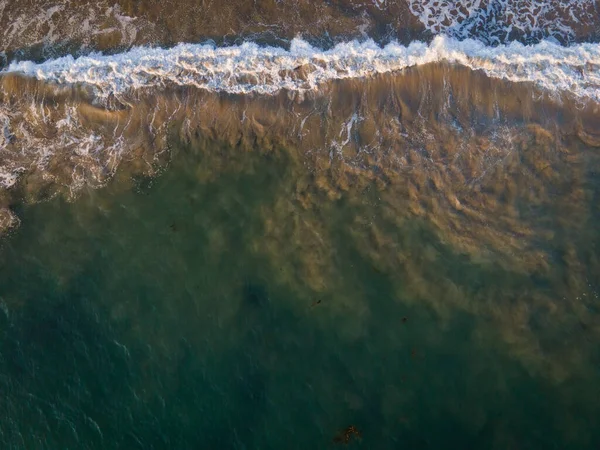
left=5, top=36, right=600, bottom=103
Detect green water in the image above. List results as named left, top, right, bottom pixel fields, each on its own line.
left=0, top=141, right=598, bottom=449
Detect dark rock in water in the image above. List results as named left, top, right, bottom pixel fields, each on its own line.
left=333, top=425, right=361, bottom=445
left=242, top=282, right=269, bottom=308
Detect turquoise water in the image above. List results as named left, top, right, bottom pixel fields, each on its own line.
left=0, top=141, right=598, bottom=449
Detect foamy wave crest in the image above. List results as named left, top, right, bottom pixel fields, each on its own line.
left=406, top=0, right=598, bottom=45
left=5, top=36, right=600, bottom=103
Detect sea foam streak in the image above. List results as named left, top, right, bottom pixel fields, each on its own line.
left=5, top=36, right=600, bottom=103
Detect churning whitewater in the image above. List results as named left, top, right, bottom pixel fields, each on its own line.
left=5, top=36, right=600, bottom=103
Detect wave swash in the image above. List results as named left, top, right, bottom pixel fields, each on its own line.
left=0, top=0, right=600, bottom=234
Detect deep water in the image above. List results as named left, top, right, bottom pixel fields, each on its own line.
left=0, top=141, right=598, bottom=449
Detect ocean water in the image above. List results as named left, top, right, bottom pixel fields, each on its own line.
left=1, top=1, right=600, bottom=449
left=1, top=140, right=598, bottom=449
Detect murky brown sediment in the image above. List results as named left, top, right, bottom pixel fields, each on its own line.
left=1, top=65, right=600, bottom=386
left=2, top=65, right=600, bottom=248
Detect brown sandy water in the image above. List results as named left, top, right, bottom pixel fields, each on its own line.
left=0, top=67, right=599, bottom=447
left=1, top=64, right=600, bottom=384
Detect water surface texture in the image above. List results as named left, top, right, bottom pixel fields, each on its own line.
left=1, top=1, right=600, bottom=449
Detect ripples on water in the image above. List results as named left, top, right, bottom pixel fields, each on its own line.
left=0, top=1, right=599, bottom=448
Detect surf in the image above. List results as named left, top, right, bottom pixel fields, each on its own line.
left=4, top=36, right=600, bottom=104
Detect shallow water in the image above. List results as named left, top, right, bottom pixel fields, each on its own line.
left=0, top=135, right=599, bottom=449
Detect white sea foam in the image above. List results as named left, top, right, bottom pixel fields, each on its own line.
left=405, top=0, right=598, bottom=44
left=5, top=36, right=600, bottom=103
